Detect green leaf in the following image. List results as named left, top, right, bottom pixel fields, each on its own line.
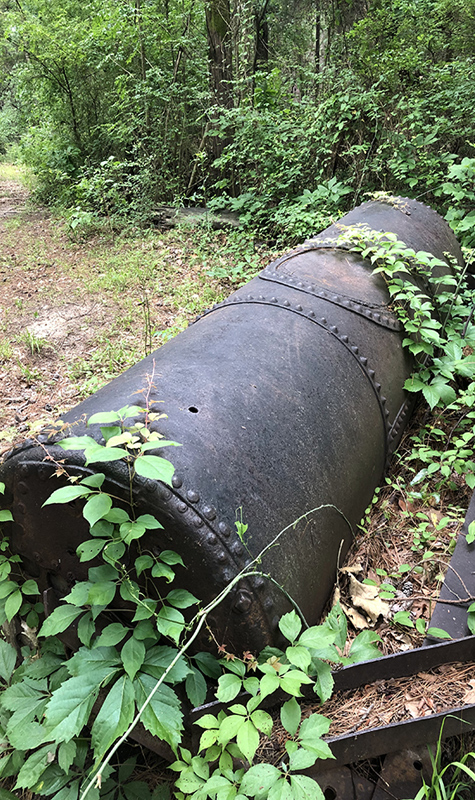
left=121, top=637, right=146, bottom=681
left=88, top=411, right=122, bottom=425
left=83, top=494, right=113, bottom=527
left=80, top=473, right=106, bottom=488
left=95, top=623, right=128, bottom=648
left=91, top=675, right=135, bottom=758
left=279, top=611, right=302, bottom=643
left=166, top=589, right=199, bottom=609
left=0, top=510, right=13, bottom=522
left=280, top=697, right=301, bottom=737
left=45, top=663, right=119, bottom=743
left=159, top=551, right=185, bottom=567
left=143, top=646, right=191, bottom=684
left=42, top=485, right=91, bottom=506
left=290, top=774, right=325, bottom=799
left=348, top=630, right=382, bottom=663
left=280, top=670, right=313, bottom=697
left=250, top=709, right=273, bottom=736
left=156, top=607, right=185, bottom=645
left=426, top=627, right=452, bottom=640
left=134, top=672, right=183, bottom=752
left=286, top=645, right=311, bottom=671
left=216, top=673, right=242, bottom=703
left=77, top=538, right=107, bottom=561
left=237, top=718, right=260, bottom=763
left=21, top=579, right=39, bottom=595
left=151, top=562, right=175, bottom=582
left=312, top=659, right=334, bottom=703
left=393, top=610, right=414, bottom=628
left=240, top=764, right=281, bottom=796
left=185, top=667, right=207, bottom=707
left=136, top=514, right=163, bottom=530
left=289, top=748, right=318, bottom=770
left=135, top=455, right=175, bottom=485
left=14, top=744, right=52, bottom=790
left=85, top=446, right=128, bottom=464
left=268, top=777, right=293, bottom=799
left=39, top=605, right=84, bottom=637
left=87, top=580, right=116, bottom=606
left=135, top=555, right=154, bottom=576
left=467, top=520, right=475, bottom=545
left=0, top=639, right=17, bottom=682
left=217, top=713, right=245, bottom=745
left=4, top=588, right=22, bottom=621
left=59, top=435, right=97, bottom=451
left=298, top=627, right=335, bottom=650
left=58, top=740, right=76, bottom=774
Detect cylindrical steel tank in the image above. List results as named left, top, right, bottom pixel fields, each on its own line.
left=0, top=199, right=463, bottom=653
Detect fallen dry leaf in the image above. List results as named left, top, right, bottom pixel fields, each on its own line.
left=340, top=562, right=364, bottom=575
left=349, top=574, right=390, bottom=623
left=341, top=602, right=368, bottom=630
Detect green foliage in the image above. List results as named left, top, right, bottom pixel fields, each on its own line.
left=337, top=225, right=475, bottom=410
left=0, top=406, right=384, bottom=799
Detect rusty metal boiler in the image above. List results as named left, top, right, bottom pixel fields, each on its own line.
left=0, top=198, right=463, bottom=653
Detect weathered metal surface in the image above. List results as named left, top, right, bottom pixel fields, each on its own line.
left=425, top=489, right=475, bottom=642
left=0, top=198, right=463, bottom=653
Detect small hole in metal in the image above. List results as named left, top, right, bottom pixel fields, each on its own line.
left=324, top=788, right=337, bottom=800
left=188, top=406, right=199, bottom=413
left=413, top=760, right=423, bottom=771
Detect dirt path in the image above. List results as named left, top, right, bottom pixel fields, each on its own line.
left=0, top=172, right=232, bottom=451
left=0, top=177, right=132, bottom=448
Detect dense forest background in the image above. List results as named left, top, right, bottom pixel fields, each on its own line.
left=0, top=0, right=474, bottom=243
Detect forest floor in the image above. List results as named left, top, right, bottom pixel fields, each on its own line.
left=1, top=166, right=474, bottom=794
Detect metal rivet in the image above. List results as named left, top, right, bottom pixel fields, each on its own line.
left=296, top=304, right=303, bottom=312
left=51, top=559, right=59, bottom=569
left=308, top=310, right=315, bottom=318
left=283, top=299, right=290, bottom=306
left=233, top=590, right=252, bottom=613
left=17, top=482, right=28, bottom=495
left=385, top=409, right=390, bottom=417
left=19, top=464, right=31, bottom=478
left=231, top=542, right=244, bottom=556
left=177, top=502, right=187, bottom=513
left=270, top=297, right=277, bottom=303
left=67, top=572, right=75, bottom=581
left=374, top=314, right=381, bottom=322
left=219, top=522, right=231, bottom=537
left=207, top=534, right=217, bottom=545
left=352, top=346, right=359, bottom=355
left=330, top=326, right=338, bottom=334
left=217, top=551, right=228, bottom=563
left=369, top=369, right=375, bottom=378
left=360, top=357, right=368, bottom=366
left=254, top=577, right=265, bottom=589
left=297, top=282, right=304, bottom=288
left=375, top=383, right=381, bottom=392
left=247, top=294, right=254, bottom=301
left=17, top=503, right=26, bottom=515
left=203, top=505, right=216, bottom=520
left=33, top=551, right=41, bottom=562
left=341, top=335, right=349, bottom=343
left=187, top=490, right=199, bottom=503
left=263, top=597, right=274, bottom=610
left=193, top=516, right=204, bottom=528
left=157, top=486, right=172, bottom=501
left=381, top=395, right=387, bottom=404
left=172, top=475, right=183, bottom=488
left=145, top=479, right=155, bottom=492
left=271, top=614, right=280, bottom=630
